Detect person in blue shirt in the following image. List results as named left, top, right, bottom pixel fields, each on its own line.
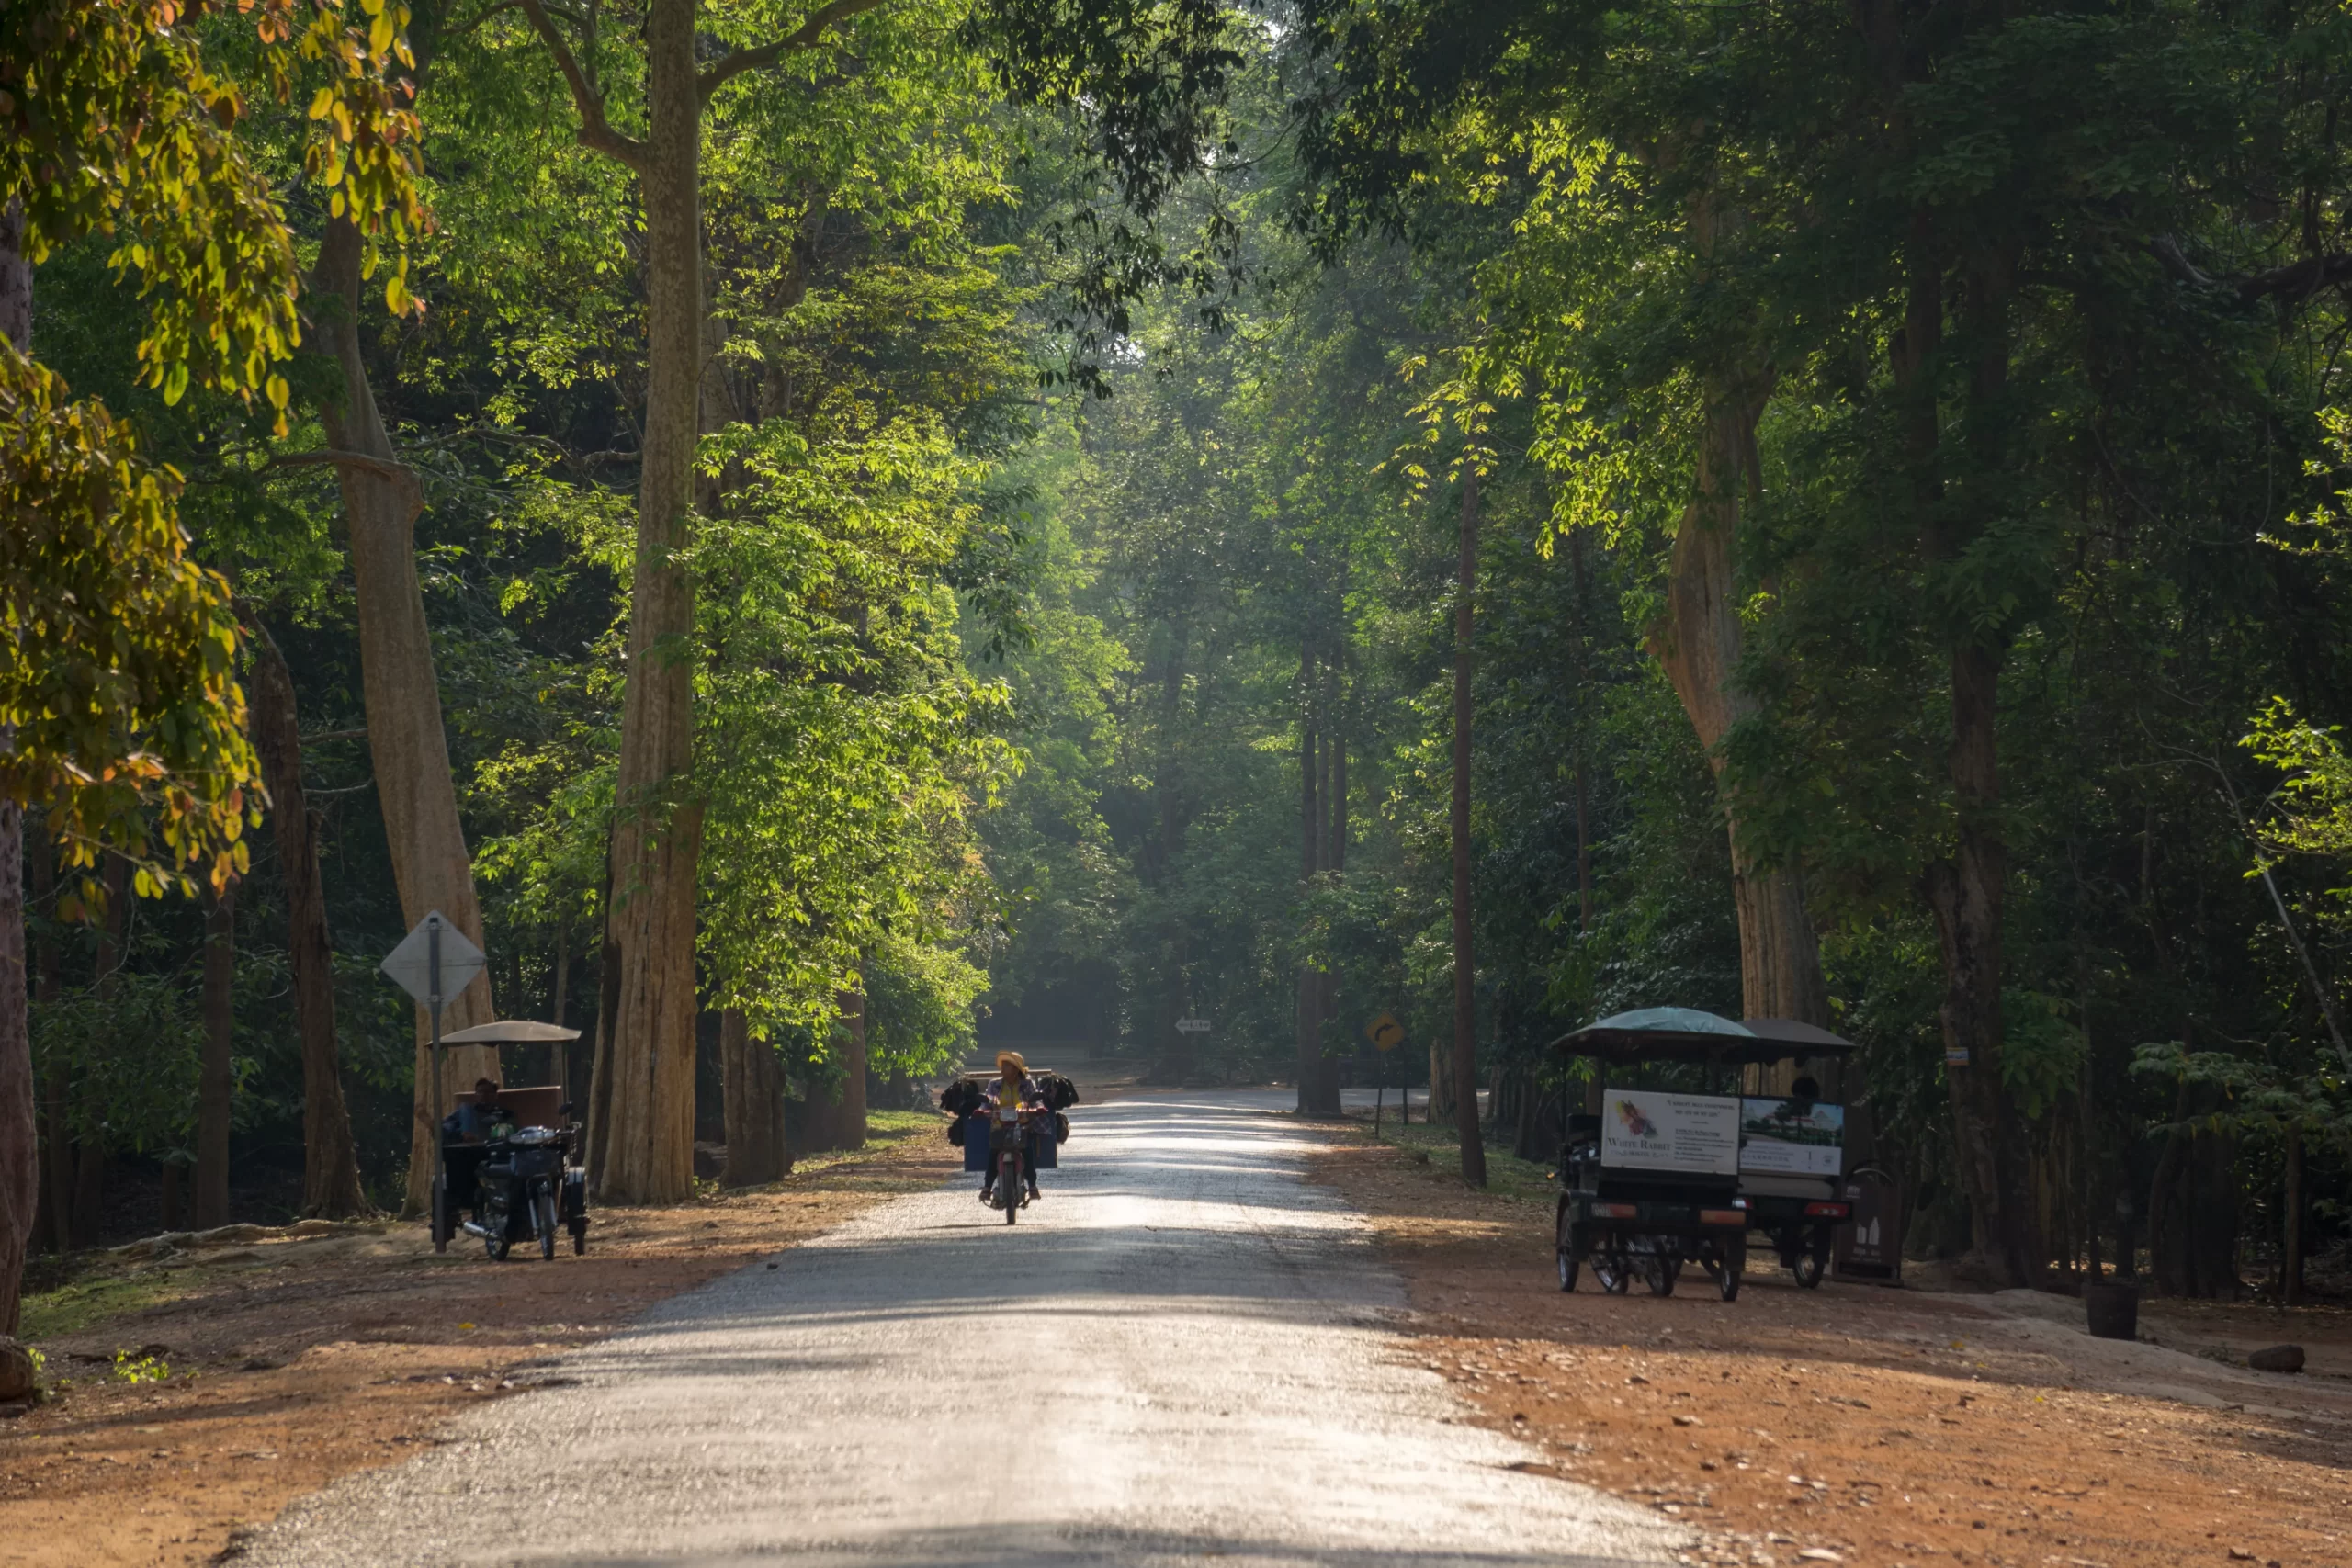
left=447, top=1077, right=508, bottom=1142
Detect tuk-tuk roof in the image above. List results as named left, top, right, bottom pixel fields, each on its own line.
left=1549, top=1008, right=1858, bottom=1065
left=439, top=1019, right=582, bottom=1045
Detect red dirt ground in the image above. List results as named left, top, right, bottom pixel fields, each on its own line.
left=0, top=1129, right=957, bottom=1568
left=1313, top=1128, right=2352, bottom=1568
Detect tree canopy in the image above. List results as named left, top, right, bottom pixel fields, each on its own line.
left=7, top=0, right=2352, bottom=1325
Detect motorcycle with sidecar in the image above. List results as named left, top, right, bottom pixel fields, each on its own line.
left=428, top=1020, right=591, bottom=1260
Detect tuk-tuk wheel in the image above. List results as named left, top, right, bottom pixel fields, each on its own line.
left=537, top=1191, right=559, bottom=1261
left=1792, top=1233, right=1826, bottom=1289
left=1644, top=1254, right=1677, bottom=1297
left=1717, top=1236, right=1746, bottom=1302
left=570, top=1219, right=587, bottom=1256
left=484, top=1226, right=511, bottom=1262
left=1555, top=1213, right=1583, bottom=1293
left=1592, top=1252, right=1632, bottom=1295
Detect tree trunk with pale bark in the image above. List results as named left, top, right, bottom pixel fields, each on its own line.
left=308, top=216, right=500, bottom=1212
left=592, top=0, right=706, bottom=1204
left=800, top=986, right=867, bottom=1153
left=1651, top=376, right=1830, bottom=1061
left=249, top=632, right=370, bottom=1217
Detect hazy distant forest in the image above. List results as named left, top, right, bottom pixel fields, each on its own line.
left=6, top=0, right=2352, bottom=1318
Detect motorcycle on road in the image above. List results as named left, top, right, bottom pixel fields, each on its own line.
left=986, top=1102, right=1036, bottom=1224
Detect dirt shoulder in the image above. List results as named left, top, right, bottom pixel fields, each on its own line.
left=0, top=1117, right=958, bottom=1568
left=1313, top=1120, right=2352, bottom=1568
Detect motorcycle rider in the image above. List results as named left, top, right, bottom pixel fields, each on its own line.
left=978, top=1050, right=1045, bottom=1205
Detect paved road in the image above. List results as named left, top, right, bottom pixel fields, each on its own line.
left=239, top=1092, right=1680, bottom=1568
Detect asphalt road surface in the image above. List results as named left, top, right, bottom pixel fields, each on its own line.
left=237, top=1091, right=1682, bottom=1568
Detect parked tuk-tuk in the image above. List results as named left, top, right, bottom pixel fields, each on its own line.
left=429, top=1019, right=589, bottom=1260
left=1549, top=1009, right=1859, bottom=1301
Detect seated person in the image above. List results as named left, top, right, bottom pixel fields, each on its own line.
left=444, top=1077, right=509, bottom=1143
left=440, top=1077, right=510, bottom=1224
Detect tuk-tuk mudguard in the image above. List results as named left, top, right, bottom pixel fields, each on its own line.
left=1740, top=1192, right=1850, bottom=1229
left=1560, top=1190, right=1747, bottom=1241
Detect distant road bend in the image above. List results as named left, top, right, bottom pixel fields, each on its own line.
left=238, top=1090, right=1684, bottom=1568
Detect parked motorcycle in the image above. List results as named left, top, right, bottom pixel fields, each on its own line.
left=463, top=1122, right=585, bottom=1259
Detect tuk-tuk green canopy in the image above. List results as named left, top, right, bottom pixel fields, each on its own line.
left=1549, top=1008, right=1857, bottom=1066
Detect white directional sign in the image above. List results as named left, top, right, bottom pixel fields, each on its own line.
left=379, top=910, right=487, bottom=1009
left=1174, top=1017, right=1211, bottom=1034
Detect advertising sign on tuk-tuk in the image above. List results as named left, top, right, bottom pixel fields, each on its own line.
left=1737, top=1098, right=1845, bottom=1177
left=1600, top=1089, right=1739, bottom=1175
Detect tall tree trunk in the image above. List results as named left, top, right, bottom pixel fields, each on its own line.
left=594, top=0, right=706, bottom=1204
left=1570, top=530, right=1596, bottom=937
left=29, top=817, right=70, bottom=1253
left=194, top=886, right=234, bottom=1229
left=1647, top=182, right=1826, bottom=1049
left=719, top=1008, right=787, bottom=1186
left=0, top=204, right=29, bottom=1324
left=1914, top=243, right=2038, bottom=1289
left=72, top=857, right=130, bottom=1233
left=551, top=935, right=570, bottom=1032
left=549, top=932, right=571, bottom=1105
left=802, top=984, right=868, bottom=1153
left=585, top=910, right=623, bottom=1183
left=0, top=798, right=25, bottom=1336
left=2283, top=1122, right=2304, bottom=1307
left=1652, top=375, right=1828, bottom=1052
left=1317, top=727, right=1346, bottom=1106
left=1295, top=645, right=1340, bottom=1115
left=249, top=631, right=369, bottom=1218
left=309, top=217, right=498, bottom=1213
left=1453, top=469, right=1487, bottom=1187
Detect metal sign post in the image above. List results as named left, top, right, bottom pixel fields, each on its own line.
left=381, top=911, right=487, bottom=1253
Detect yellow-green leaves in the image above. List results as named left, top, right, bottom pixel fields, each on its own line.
left=0, top=344, right=260, bottom=907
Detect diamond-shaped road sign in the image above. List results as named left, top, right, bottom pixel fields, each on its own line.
left=379, top=910, right=487, bottom=1009
left=1366, top=1012, right=1406, bottom=1052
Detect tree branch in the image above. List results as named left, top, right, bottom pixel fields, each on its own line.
left=518, top=0, right=648, bottom=173
left=2151, top=234, right=2352, bottom=305
left=697, top=0, right=894, bottom=103
left=267, top=449, right=426, bottom=523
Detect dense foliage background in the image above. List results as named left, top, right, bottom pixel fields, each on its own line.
left=16, top=0, right=2352, bottom=1299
